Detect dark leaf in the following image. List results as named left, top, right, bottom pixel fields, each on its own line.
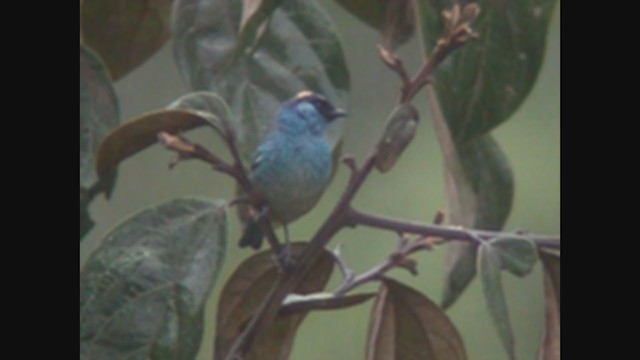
left=280, top=292, right=375, bottom=315
left=80, top=44, right=120, bottom=192
left=215, top=242, right=334, bottom=360
left=439, top=133, right=514, bottom=309
left=81, top=0, right=172, bottom=79
left=80, top=197, right=227, bottom=359
left=537, top=250, right=560, bottom=360
left=490, top=236, right=538, bottom=277
left=95, top=109, right=212, bottom=179
left=367, top=278, right=467, bottom=360
left=478, top=242, right=515, bottom=360
left=416, top=0, right=558, bottom=143
left=334, top=0, right=415, bottom=49
left=375, top=104, right=419, bottom=173
left=172, top=0, right=349, bottom=160
left=234, top=0, right=285, bottom=66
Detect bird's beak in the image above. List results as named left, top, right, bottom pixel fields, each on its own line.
left=329, top=107, right=347, bottom=121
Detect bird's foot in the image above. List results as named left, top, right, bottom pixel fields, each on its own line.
left=273, top=244, right=296, bottom=272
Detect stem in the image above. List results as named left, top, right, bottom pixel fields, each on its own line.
left=346, top=208, right=560, bottom=249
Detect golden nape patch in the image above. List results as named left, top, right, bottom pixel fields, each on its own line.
left=294, top=90, right=315, bottom=100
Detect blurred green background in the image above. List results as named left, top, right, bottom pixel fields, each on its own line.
left=80, top=1, right=559, bottom=359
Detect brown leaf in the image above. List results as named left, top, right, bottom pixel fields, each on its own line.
left=366, top=278, right=467, bottom=360
left=81, top=0, right=172, bottom=79
left=95, top=109, right=211, bottom=179
left=540, top=250, right=560, bottom=308
left=537, top=251, right=560, bottom=360
left=215, top=243, right=334, bottom=360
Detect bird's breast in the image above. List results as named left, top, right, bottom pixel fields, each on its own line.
left=250, top=137, right=332, bottom=223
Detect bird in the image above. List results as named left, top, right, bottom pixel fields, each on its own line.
left=239, top=90, right=347, bottom=250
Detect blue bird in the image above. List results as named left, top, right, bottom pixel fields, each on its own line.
left=239, top=91, right=347, bottom=249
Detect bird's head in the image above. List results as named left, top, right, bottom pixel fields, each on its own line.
left=277, top=91, right=347, bottom=136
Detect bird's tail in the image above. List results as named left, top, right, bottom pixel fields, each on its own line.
left=239, top=220, right=264, bottom=249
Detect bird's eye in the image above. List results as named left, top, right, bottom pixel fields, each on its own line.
left=310, top=98, right=332, bottom=116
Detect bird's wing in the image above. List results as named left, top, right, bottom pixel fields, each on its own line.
left=250, top=133, right=279, bottom=173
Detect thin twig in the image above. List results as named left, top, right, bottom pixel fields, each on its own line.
left=157, top=132, right=238, bottom=177
left=334, top=238, right=428, bottom=297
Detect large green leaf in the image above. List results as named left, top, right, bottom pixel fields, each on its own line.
left=334, top=0, right=415, bottom=49
left=80, top=44, right=120, bottom=239
left=478, top=242, right=515, bottom=360
left=172, top=0, right=350, bottom=159
left=80, top=197, right=227, bottom=359
left=81, top=0, right=173, bottom=80
left=80, top=44, right=120, bottom=192
left=417, top=0, right=558, bottom=143
left=417, top=0, right=556, bottom=310
left=439, top=133, right=514, bottom=309
left=215, top=242, right=334, bottom=360
left=366, top=278, right=467, bottom=360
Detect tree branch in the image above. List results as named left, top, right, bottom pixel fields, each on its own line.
left=345, top=208, right=560, bottom=250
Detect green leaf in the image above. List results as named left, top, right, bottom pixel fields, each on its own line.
left=478, top=242, right=515, bottom=360
left=168, top=91, right=236, bottom=136
left=334, top=0, right=415, bottom=49
left=537, top=250, right=560, bottom=360
left=215, top=242, right=334, bottom=360
left=375, top=104, right=420, bottom=173
left=416, top=2, right=533, bottom=309
left=80, top=0, right=172, bottom=80
left=80, top=197, right=227, bottom=359
left=95, top=109, right=212, bottom=179
left=172, top=0, right=349, bottom=159
left=234, top=0, right=284, bottom=66
left=416, top=0, right=558, bottom=143
left=80, top=44, right=120, bottom=192
left=367, top=278, right=467, bottom=360
left=80, top=44, right=120, bottom=239
left=80, top=190, right=95, bottom=239
left=440, top=134, right=514, bottom=309
left=280, top=292, right=375, bottom=315
left=490, top=236, right=538, bottom=277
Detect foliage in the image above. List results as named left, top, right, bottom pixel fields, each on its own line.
left=80, top=1, right=559, bottom=359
